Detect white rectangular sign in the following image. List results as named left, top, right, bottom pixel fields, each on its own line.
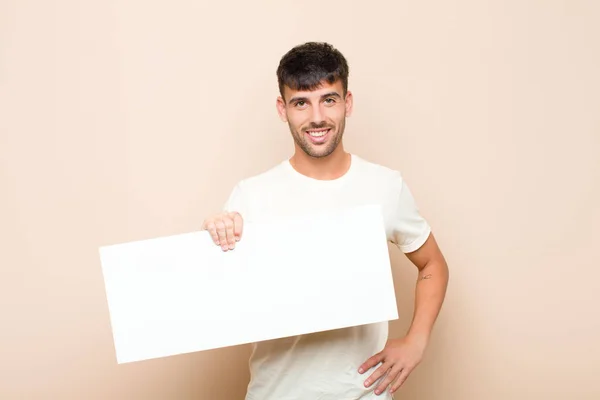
left=99, top=204, right=398, bottom=364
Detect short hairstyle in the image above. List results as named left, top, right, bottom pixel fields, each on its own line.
left=276, top=42, right=350, bottom=101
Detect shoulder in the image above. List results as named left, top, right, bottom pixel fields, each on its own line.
left=223, top=161, right=288, bottom=212
left=352, top=154, right=406, bottom=187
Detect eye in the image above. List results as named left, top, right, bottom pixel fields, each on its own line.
left=324, top=98, right=336, bottom=104
left=295, top=101, right=306, bottom=108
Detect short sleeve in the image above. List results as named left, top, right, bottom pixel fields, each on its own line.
left=222, top=182, right=244, bottom=213
left=390, top=174, right=431, bottom=253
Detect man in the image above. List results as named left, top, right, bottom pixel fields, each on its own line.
left=201, top=42, right=449, bottom=399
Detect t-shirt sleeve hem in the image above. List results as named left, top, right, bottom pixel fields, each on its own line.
left=399, top=225, right=431, bottom=253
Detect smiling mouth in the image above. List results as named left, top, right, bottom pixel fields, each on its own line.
left=306, top=128, right=330, bottom=138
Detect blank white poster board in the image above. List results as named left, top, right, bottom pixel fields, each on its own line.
left=99, top=204, right=398, bottom=364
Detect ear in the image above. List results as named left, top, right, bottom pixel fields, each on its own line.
left=344, top=90, right=354, bottom=117
left=276, top=96, right=288, bottom=122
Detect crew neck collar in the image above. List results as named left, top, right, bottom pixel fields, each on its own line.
left=283, top=153, right=357, bottom=185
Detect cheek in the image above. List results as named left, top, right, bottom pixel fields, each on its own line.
left=326, top=110, right=344, bottom=126
left=288, top=114, right=307, bottom=130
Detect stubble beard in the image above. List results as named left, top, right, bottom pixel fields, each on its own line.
left=290, top=118, right=346, bottom=159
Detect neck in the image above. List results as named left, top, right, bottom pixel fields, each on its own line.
left=289, top=145, right=351, bottom=180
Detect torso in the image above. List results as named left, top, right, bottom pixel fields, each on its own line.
left=227, top=154, right=420, bottom=400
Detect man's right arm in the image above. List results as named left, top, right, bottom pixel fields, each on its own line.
left=201, top=212, right=244, bottom=252
left=201, top=182, right=245, bottom=251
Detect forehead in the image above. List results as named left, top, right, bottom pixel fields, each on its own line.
left=283, top=79, right=344, bottom=101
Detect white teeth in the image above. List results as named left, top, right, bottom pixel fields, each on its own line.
left=308, top=130, right=328, bottom=137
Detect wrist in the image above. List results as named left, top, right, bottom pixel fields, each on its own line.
left=405, top=330, right=430, bottom=350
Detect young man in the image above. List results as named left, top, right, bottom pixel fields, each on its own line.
left=201, top=42, right=449, bottom=400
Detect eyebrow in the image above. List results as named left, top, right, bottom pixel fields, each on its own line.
left=288, top=91, right=342, bottom=104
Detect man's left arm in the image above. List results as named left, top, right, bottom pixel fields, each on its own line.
left=404, top=232, right=449, bottom=348
left=359, top=232, right=449, bottom=396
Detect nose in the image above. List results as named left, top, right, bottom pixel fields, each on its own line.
left=310, top=103, right=325, bottom=125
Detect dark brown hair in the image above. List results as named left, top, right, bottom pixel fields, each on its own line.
left=276, top=42, right=350, bottom=101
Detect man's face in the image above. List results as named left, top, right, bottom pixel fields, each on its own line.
left=276, top=80, right=353, bottom=158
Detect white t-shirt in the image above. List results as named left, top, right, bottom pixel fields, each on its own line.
left=223, top=154, right=431, bottom=400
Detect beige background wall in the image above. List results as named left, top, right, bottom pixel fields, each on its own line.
left=1, top=1, right=599, bottom=399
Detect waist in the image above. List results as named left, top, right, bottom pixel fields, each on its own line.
left=245, top=323, right=389, bottom=400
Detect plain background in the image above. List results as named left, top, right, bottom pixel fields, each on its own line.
left=1, top=1, right=598, bottom=399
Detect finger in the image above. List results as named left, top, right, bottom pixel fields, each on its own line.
left=214, top=220, right=228, bottom=251
left=205, top=221, right=220, bottom=245
left=231, top=212, right=243, bottom=241
left=390, top=367, right=412, bottom=394
left=363, top=360, right=390, bottom=389
left=359, top=353, right=383, bottom=375
left=374, top=365, right=403, bottom=396
left=224, top=217, right=236, bottom=249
